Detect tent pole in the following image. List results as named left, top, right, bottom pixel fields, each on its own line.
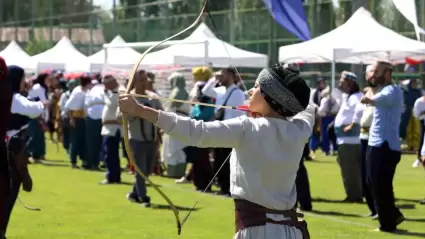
left=102, top=47, right=108, bottom=78
left=204, top=40, right=209, bottom=66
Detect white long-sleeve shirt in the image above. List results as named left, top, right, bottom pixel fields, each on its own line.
left=8, top=93, right=44, bottom=138
left=101, top=86, right=121, bottom=136
left=65, top=86, right=86, bottom=111
left=84, top=84, right=105, bottom=120
left=59, top=91, right=71, bottom=118
left=334, top=92, right=363, bottom=145
left=353, top=90, right=374, bottom=140
left=27, top=83, right=49, bottom=120
left=155, top=103, right=315, bottom=210
left=201, top=77, right=245, bottom=120
left=11, top=94, right=44, bottom=119
left=317, top=97, right=339, bottom=117
left=413, top=96, right=425, bottom=121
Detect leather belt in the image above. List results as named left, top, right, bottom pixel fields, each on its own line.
left=234, top=199, right=310, bottom=239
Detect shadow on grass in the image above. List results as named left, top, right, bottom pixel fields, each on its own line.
left=389, top=229, right=425, bottom=237
left=405, top=217, right=425, bottom=222
left=146, top=183, right=162, bottom=188
left=310, top=209, right=362, bottom=218
left=396, top=204, right=416, bottom=210
left=312, top=197, right=364, bottom=204
left=305, top=160, right=335, bottom=164
left=36, top=161, right=69, bottom=167
left=396, top=198, right=424, bottom=204
left=110, top=182, right=163, bottom=187
left=151, top=204, right=199, bottom=211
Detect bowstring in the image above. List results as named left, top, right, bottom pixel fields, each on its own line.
left=5, top=129, right=41, bottom=212
left=180, top=7, right=251, bottom=227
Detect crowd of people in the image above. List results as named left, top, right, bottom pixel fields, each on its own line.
left=0, top=57, right=252, bottom=238
left=0, top=53, right=424, bottom=238
left=297, top=62, right=425, bottom=233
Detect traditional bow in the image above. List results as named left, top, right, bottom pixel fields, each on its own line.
left=121, top=0, right=209, bottom=235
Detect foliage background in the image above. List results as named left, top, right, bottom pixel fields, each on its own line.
left=0, top=0, right=424, bottom=73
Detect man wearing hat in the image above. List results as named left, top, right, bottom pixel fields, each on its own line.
left=334, top=71, right=363, bottom=202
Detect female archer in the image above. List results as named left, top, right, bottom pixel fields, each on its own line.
left=1, top=66, right=45, bottom=239
left=119, top=64, right=313, bottom=239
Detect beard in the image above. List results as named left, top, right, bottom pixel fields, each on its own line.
left=367, top=81, right=377, bottom=87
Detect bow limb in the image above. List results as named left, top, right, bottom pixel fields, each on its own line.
left=121, top=121, right=182, bottom=234
left=121, top=0, right=209, bottom=235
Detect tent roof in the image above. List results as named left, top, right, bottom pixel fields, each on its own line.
left=0, top=41, right=37, bottom=71
left=143, top=23, right=268, bottom=68
left=31, top=36, right=90, bottom=72
left=89, top=35, right=143, bottom=71
left=279, top=7, right=425, bottom=64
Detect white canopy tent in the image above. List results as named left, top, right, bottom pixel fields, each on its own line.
left=89, top=35, right=143, bottom=72
left=143, top=23, right=268, bottom=68
left=0, top=41, right=37, bottom=72
left=279, top=7, right=425, bottom=64
left=31, top=36, right=90, bottom=72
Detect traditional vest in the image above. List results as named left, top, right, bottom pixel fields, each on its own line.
left=8, top=114, right=30, bottom=131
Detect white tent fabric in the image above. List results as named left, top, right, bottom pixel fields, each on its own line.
left=89, top=35, right=143, bottom=72
left=0, top=41, right=37, bottom=71
left=279, top=7, right=425, bottom=64
left=143, top=23, right=268, bottom=68
left=31, top=36, right=90, bottom=72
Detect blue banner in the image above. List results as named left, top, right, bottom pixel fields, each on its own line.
left=263, top=0, right=311, bottom=41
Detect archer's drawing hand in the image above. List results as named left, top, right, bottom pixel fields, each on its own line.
left=119, top=94, right=145, bottom=117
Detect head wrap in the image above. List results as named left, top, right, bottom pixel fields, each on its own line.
left=258, top=66, right=310, bottom=117
left=6, top=65, right=25, bottom=93
left=168, top=72, right=189, bottom=109
left=192, top=66, right=212, bottom=82
left=342, top=71, right=357, bottom=81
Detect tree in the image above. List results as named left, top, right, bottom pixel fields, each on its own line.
left=0, top=0, right=95, bottom=27
left=25, top=40, right=51, bottom=55
left=120, top=0, right=140, bottom=19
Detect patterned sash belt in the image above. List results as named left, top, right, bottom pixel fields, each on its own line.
left=234, top=199, right=310, bottom=239
left=103, top=120, right=121, bottom=125
left=71, top=110, right=85, bottom=118
left=361, top=127, right=370, bottom=133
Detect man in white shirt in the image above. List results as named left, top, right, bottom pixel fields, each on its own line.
left=202, top=68, right=245, bottom=196
left=99, top=76, right=122, bottom=184
left=84, top=80, right=105, bottom=170
left=65, top=76, right=91, bottom=169
left=334, top=71, right=363, bottom=202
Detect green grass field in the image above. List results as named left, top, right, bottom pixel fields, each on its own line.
left=7, top=142, right=425, bottom=239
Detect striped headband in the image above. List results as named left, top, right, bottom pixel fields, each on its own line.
left=258, top=68, right=305, bottom=114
